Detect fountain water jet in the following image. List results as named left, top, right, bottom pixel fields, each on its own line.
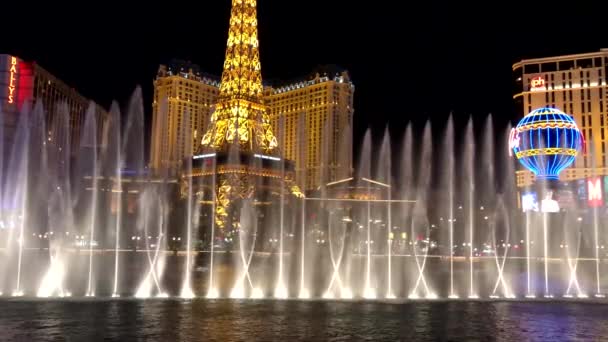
left=464, top=118, right=477, bottom=298
left=180, top=110, right=195, bottom=299
left=206, top=157, right=218, bottom=299
left=274, top=120, right=287, bottom=299
left=37, top=254, right=66, bottom=298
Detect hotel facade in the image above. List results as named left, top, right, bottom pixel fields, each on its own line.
left=0, top=54, right=107, bottom=154
left=513, top=49, right=608, bottom=187
left=150, top=63, right=354, bottom=191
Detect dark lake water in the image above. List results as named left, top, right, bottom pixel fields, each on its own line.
left=0, top=299, right=606, bottom=341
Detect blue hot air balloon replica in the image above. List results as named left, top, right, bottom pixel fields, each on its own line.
left=510, top=107, right=583, bottom=180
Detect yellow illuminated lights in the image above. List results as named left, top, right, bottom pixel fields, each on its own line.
left=196, top=0, right=305, bottom=229
left=515, top=148, right=578, bottom=159
left=201, top=0, right=278, bottom=153
left=516, top=121, right=577, bottom=132
left=8, top=56, right=17, bottom=104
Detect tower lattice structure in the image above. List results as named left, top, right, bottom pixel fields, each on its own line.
left=197, top=0, right=303, bottom=229
left=201, top=0, right=278, bottom=153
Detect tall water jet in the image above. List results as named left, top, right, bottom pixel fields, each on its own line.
left=564, top=204, right=584, bottom=297
left=463, top=117, right=477, bottom=298
left=79, top=104, right=100, bottom=297
left=443, top=116, right=457, bottom=298
left=482, top=115, right=508, bottom=298
left=377, top=127, right=393, bottom=298
left=490, top=197, right=513, bottom=298
left=399, top=124, right=415, bottom=298
left=297, top=112, right=308, bottom=299
left=359, top=130, right=375, bottom=299
left=206, top=155, right=218, bottom=299
left=592, top=203, right=604, bottom=297
left=37, top=102, right=70, bottom=298
left=588, top=148, right=604, bottom=298
left=180, top=109, right=195, bottom=299
left=409, top=121, right=434, bottom=299
left=105, top=102, right=122, bottom=298
left=274, top=116, right=287, bottom=299
left=9, top=103, right=32, bottom=296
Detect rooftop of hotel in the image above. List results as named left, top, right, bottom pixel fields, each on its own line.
left=512, top=49, right=608, bottom=69
left=156, top=60, right=353, bottom=92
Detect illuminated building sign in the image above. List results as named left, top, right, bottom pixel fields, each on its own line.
left=8, top=56, right=17, bottom=104
left=588, top=177, right=603, bottom=207
left=530, top=76, right=545, bottom=90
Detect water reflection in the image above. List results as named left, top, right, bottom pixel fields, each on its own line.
left=0, top=301, right=606, bottom=341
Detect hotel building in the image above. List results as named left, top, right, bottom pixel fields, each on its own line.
left=267, top=70, right=354, bottom=191
left=0, top=54, right=107, bottom=153
left=150, top=60, right=220, bottom=174
left=150, top=64, right=354, bottom=191
left=513, top=49, right=608, bottom=187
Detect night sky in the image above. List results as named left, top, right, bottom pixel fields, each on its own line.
left=1, top=1, right=606, bottom=147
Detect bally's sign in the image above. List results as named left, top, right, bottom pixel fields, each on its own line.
left=7, top=56, right=17, bottom=104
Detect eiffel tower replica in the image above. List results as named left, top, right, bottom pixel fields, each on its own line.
left=189, top=0, right=303, bottom=231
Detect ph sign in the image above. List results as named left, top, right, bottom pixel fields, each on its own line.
left=530, top=76, right=545, bottom=90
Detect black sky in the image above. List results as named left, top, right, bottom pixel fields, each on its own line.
left=1, top=0, right=606, bottom=146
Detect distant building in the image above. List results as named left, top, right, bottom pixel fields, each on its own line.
left=513, top=49, right=608, bottom=187
left=0, top=54, right=107, bottom=153
left=267, top=69, right=354, bottom=191
left=150, top=62, right=354, bottom=190
left=150, top=60, right=220, bottom=174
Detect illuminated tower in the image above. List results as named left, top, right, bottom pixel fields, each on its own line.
left=193, top=0, right=303, bottom=229
left=201, top=0, right=278, bottom=153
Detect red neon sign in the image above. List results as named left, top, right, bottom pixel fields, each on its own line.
left=530, top=76, right=545, bottom=90
left=8, top=56, right=17, bottom=104
left=588, top=177, right=603, bottom=208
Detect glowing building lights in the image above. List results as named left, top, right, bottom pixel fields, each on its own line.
left=192, top=0, right=304, bottom=229
left=253, top=153, right=281, bottom=161
left=200, top=0, right=278, bottom=153
left=193, top=153, right=216, bottom=160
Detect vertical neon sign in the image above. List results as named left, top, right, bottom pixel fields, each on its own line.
left=8, top=56, right=17, bottom=104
